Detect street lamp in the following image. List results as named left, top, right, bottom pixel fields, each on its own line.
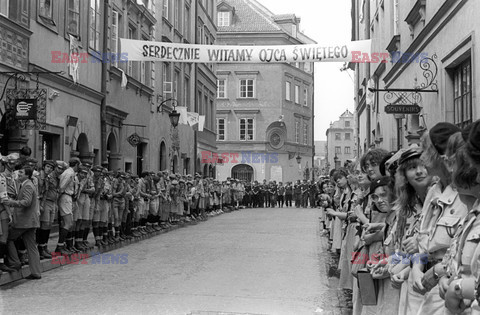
left=157, top=98, right=180, bottom=128
left=296, top=154, right=302, bottom=164
left=334, top=154, right=339, bottom=170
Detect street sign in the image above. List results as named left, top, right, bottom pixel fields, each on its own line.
left=384, top=104, right=421, bottom=114
left=15, top=99, right=37, bottom=120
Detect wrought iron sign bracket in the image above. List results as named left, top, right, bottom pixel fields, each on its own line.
left=0, top=71, right=64, bottom=104
left=368, top=54, right=439, bottom=108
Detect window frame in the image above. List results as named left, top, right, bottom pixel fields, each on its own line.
left=218, top=11, right=230, bottom=27
left=111, top=9, right=119, bottom=67
left=217, top=118, right=226, bottom=141
left=303, top=87, right=308, bottom=106
left=345, top=146, right=351, bottom=154
left=303, top=123, right=308, bottom=145
left=88, top=0, right=101, bottom=52
left=0, top=0, right=8, bottom=17
left=345, top=132, right=351, bottom=140
left=217, top=79, right=227, bottom=98
left=66, top=0, right=80, bottom=38
left=453, top=58, right=472, bottom=128
left=335, top=133, right=341, bottom=141
left=295, top=121, right=300, bottom=143
left=335, top=146, right=341, bottom=154
left=239, top=118, right=255, bottom=141
left=238, top=78, right=255, bottom=99
left=285, top=81, right=291, bottom=101
left=295, top=85, right=300, bottom=104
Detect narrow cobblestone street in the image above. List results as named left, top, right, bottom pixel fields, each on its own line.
left=0, top=207, right=350, bottom=315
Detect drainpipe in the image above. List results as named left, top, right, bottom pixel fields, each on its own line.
left=193, top=0, right=198, bottom=175
left=311, top=63, right=315, bottom=181
left=365, top=0, right=371, bottom=147
left=101, top=0, right=109, bottom=167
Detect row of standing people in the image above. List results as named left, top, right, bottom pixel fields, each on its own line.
left=0, top=154, right=253, bottom=279
left=319, top=120, right=480, bottom=314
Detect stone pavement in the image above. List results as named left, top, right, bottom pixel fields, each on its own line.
left=0, top=207, right=350, bottom=315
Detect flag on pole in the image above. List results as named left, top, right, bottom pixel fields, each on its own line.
left=177, top=106, right=188, bottom=125
left=119, top=68, right=128, bottom=89
left=198, top=115, right=205, bottom=131
left=187, top=112, right=199, bottom=126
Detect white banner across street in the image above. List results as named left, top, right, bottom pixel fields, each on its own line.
left=120, top=38, right=372, bottom=63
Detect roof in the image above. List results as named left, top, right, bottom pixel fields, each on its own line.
left=217, top=0, right=316, bottom=44
left=218, top=0, right=281, bottom=33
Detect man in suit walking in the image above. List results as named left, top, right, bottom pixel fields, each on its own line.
left=2, top=164, right=42, bottom=279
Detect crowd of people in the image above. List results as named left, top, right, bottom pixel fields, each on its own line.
left=0, top=146, right=323, bottom=281
left=318, top=120, right=480, bottom=314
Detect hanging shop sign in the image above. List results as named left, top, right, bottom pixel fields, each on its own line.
left=127, top=133, right=141, bottom=147
left=120, top=38, right=372, bottom=63
left=384, top=104, right=421, bottom=114
left=14, top=99, right=37, bottom=120
left=5, top=89, right=47, bottom=130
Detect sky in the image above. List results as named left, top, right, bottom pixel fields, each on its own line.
left=258, top=0, right=355, bottom=141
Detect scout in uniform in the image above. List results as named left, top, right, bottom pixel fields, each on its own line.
left=36, top=160, right=57, bottom=259
left=55, top=158, right=80, bottom=255
left=90, top=166, right=105, bottom=247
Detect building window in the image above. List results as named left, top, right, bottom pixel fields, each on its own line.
left=174, top=0, right=180, bottom=30
left=335, top=133, right=341, bottom=140
left=239, top=118, right=254, bottom=141
left=295, top=121, right=300, bottom=143
left=345, top=120, right=350, bottom=127
left=89, top=0, right=101, bottom=51
left=184, top=76, right=190, bottom=110
left=295, top=85, right=300, bottom=104
left=454, top=59, right=472, bottom=128
left=184, top=4, right=190, bottom=41
left=239, top=79, right=254, bottom=98
left=303, top=123, right=308, bottom=145
left=39, top=0, right=53, bottom=19
left=67, top=0, right=80, bottom=37
left=140, top=61, right=146, bottom=84
left=345, top=132, right=351, bottom=140
left=217, top=79, right=226, bottom=98
left=217, top=118, right=225, bottom=141
left=127, top=26, right=135, bottom=76
left=218, top=11, right=230, bottom=26
left=174, top=70, right=179, bottom=101
left=345, top=146, right=351, bottom=154
left=303, top=88, right=308, bottom=106
left=335, top=146, right=341, bottom=154
left=0, top=0, right=8, bottom=17
left=163, top=0, right=169, bottom=20
left=285, top=82, right=291, bottom=101
left=111, top=10, right=119, bottom=67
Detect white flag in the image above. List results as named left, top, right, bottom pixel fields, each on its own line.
left=187, top=112, right=199, bottom=126
left=69, top=35, right=80, bottom=84
left=198, top=115, right=205, bottom=132
left=119, top=68, right=128, bottom=89
left=177, top=106, right=188, bottom=125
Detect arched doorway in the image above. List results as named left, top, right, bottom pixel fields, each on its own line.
left=160, top=141, right=167, bottom=171
left=76, top=133, right=89, bottom=160
left=231, top=164, right=254, bottom=182
left=209, top=164, right=213, bottom=178
left=196, top=157, right=201, bottom=174
left=203, top=164, right=208, bottom=177
left=172, top=155, right=178, bottom=173
left=107, top=132, right=118, bottom=170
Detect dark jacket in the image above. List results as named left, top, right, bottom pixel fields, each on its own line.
left=10, top=179, right=40, bottom=229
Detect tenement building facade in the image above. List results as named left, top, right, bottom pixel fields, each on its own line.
left=214, top=0, right=315, bottom=182
left=351, top=0, right=479, bottom=156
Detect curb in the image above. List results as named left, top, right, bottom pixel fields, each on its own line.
left=0, top=211, right=232, bottom=286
